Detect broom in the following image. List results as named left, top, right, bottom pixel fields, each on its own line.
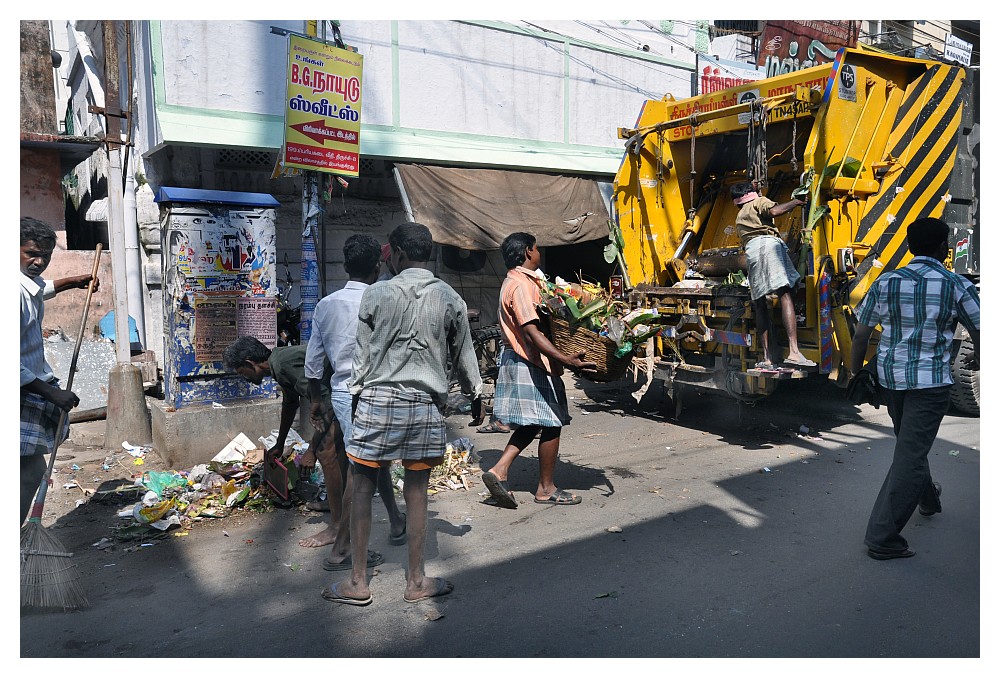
left=21, top=244, right=102, bottom=611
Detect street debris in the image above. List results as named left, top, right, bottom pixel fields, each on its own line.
left=948, top=450, right=960, bottom=456
left=607, top=526, right=623, bottom=533
left=428, top=438, right=480, bottom=494
left=595, top=591, right=619, bottom=599
left=761, top=467, right=772, bottom=473
left=424, top=610, right=444, bottom=621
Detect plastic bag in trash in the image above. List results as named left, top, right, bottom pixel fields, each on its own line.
left=141, top=471, right=188, bottom=498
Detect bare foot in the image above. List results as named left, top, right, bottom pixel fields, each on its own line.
left=298, top=526, right=338, bottom=548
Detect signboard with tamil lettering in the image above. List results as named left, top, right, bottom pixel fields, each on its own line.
left=944, top=34, right=972, bottom=67
left=282, top=34, right=363, bottom=176
left=697, top=55, right=766, bottom=95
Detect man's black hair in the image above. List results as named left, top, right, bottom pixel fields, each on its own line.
left=21, top=217, right=57, bottom=248
left=729, top=182, right=754, bottom=201
left=906, top=217, right=950, bottom=257
left=388, top=222, right=433, bottom=262
left=222, top=335, right=271, bottom=372
left=500, top=232, right=536, bottom=270
left=344, top=233, right=381, bottom=277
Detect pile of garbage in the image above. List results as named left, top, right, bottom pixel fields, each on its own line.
left=108, top=433, right=482, bottom=542
left=110, top=430, right=314, bottom=541
left=427, top=438, right=479, bottom=494
left=538, top=275, right=663, bottom=359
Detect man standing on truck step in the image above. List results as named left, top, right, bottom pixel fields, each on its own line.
left=851, top=216, right=980, bottom=561
left=481, top=232, right=597, bottom=509
left=731, top=181, right=815, bottom=369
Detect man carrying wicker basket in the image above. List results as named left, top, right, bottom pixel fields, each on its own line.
left=481, top=233, right=597, bottom=509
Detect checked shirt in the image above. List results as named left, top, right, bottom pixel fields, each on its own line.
left=854, top=256, right=980, bottom=390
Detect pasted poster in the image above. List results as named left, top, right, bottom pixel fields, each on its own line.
left=237, top=297, right=278, bottom=349
left=282, top=34, right=364, bottom=176
left=194, top=295, right=278, bottom=362
left=193, top=295, right=239, bottom=363
left=168, top=209, right=277, bottom=296
left=757, top=20, right=861, bottom=77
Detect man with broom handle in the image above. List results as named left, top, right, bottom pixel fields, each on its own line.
left=20, top=217, right=99, bottom=526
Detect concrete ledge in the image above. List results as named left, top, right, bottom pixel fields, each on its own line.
left=150, top=398, right=283, bottom=470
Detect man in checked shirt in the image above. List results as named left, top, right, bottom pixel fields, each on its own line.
left=851, top=217, right=980, bottom=561
left=320, top=223, right=482, bottom=606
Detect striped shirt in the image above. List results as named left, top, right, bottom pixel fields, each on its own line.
left=347, top=267, right=483, bottom=408
left=20, top=272, right=57, bottom=387
left=854, top=256, right=980, bottom=390
left=498, top=266, right=560, bottom=375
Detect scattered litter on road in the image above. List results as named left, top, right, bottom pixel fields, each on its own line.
left=424, top=610, right=444, bottom=621
left=607, top=526, right=623, bottom=533
left=429, top=438, right=480, bottom=494
left=730, top=550, right=741, bottom=556
left=211, top=401, right=226, bottom=408
left=948, top=450, right=960, bottom=456
left=71, top=464, right=81, bottom=471
left=223, top=530, right=230, bottom=537
left=92, top=538, right=113, bottom=549
left=579, top=410, right=591, bottom=415
left=122, top=441, right=149, bottom=458
left=761, top=467, right=772, bottom=473
left=595, top=591, right=619, bottom=599
left=798, top=425, right=810, bottom=435
left=583, top=433, right=608, bottom=438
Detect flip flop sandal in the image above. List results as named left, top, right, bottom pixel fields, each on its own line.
left=323, top=549, right=384, bottom=571
left=482, top=472, right=517, bottom=509
left=403, top=577, right=454, bottom=603
left=388, top=513, right=407, bottom=546
left=784, top=357, right=817, bottom=367
left=321, top=582, right=373, bottom=606
left=534, top=489, right=581, bottom=505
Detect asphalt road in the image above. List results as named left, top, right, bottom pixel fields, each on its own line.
left=17, top=373, right=981, bottom=661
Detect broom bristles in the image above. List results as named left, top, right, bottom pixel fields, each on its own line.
left=21, top=521, right=89, bottom=611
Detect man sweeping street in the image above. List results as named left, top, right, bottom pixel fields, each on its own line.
left=20, top=217, right=99, bottom=526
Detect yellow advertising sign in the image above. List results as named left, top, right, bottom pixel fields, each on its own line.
left=282, top=34, right=363, bottom=176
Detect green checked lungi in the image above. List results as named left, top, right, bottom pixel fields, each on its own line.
left=493, top=349, right=571, bottom=428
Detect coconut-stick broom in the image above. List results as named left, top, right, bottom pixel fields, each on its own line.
left=21, top=244, right=102, bottom=611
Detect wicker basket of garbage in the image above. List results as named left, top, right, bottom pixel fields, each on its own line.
left=546, top=314, right=632, bottom=383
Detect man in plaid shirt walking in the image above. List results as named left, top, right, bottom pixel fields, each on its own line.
left=850, top=217, right=980, bottom=560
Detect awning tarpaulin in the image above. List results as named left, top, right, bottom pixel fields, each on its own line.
left=393, top=164, right=610, bottom=251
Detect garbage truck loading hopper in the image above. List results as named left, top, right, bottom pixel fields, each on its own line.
left=611, top=48, right=977, bottom=409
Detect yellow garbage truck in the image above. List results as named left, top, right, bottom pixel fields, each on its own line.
left=611, top=47, right=979, bottom=414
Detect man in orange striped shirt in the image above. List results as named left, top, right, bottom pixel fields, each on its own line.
left=482, top=232, right=596, bottom=508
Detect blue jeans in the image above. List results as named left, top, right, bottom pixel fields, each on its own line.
left=330, top=390, right=354, bottom=452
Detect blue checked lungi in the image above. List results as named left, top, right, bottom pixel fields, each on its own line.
left=493, top=349, right=571, bottom=428
left=347, top=385, right=446, bottom=463
left=745, top=235, right=801, bottom=301
left=21, top=386, right=69, bottom=457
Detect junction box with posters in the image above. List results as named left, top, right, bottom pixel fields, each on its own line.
left=149, top=187, right=283, bottom=469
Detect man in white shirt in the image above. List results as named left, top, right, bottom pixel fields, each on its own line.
left=305, top=234, right=406, bottom=572
left=20, top=217, right=98, bottom=525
